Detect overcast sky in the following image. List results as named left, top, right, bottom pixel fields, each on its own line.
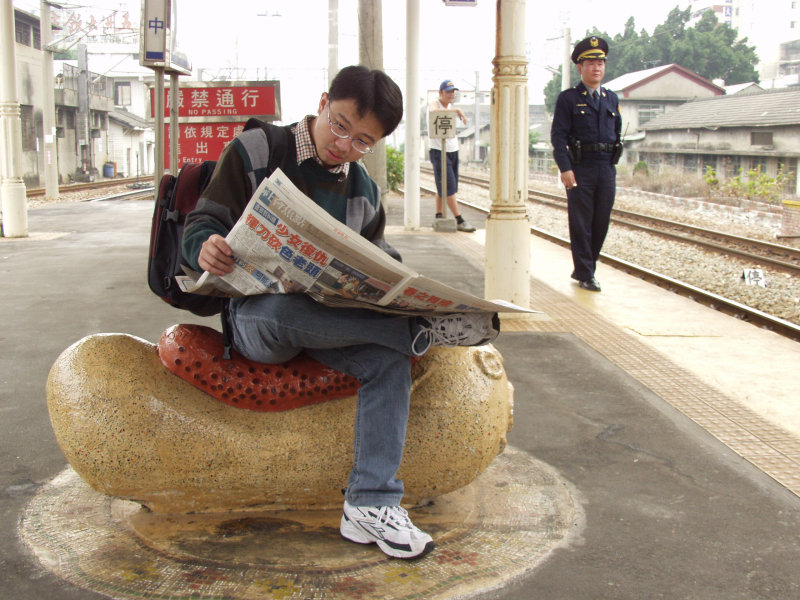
left=14, top=0, right=688, bottom=119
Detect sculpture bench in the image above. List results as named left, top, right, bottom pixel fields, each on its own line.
left=46, top=324, right=514, bottom=513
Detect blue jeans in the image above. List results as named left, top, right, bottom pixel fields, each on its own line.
left=228, top=293, right=417, bottom=507
left=429, top=148, right=459, bottom=197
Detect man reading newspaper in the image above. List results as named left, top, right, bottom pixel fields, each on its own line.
left=182, top=66, right=499, bottom=560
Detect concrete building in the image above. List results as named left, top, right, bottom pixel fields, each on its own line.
left=58, top=47, right=157, bottom=179
left=688, top=0, right=800, bottom=87
left=729, top=0, right=800, bottom=85
left=635, top=88, right=800, bottom=196
left=12, top=6, right=154, bottom=187
left=688, top=0, right=735, bottom=27
left=604, top=64, right=725, bottom=135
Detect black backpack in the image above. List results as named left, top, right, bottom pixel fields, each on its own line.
left=147, top=119, right=290, bottom=317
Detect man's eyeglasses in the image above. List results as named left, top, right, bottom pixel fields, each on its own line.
left=327, top=106, right=374, bottom=154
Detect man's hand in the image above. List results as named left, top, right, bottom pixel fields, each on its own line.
left=198, top=234, right=234, bottom=276
left=560, top=170, right=578, bottom=189
left=456, top=108, right=467, bottom=124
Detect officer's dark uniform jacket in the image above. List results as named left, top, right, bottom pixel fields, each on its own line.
left=551, top=81, right=622, bottom=171
left=550, top=81, right=623, bottom=283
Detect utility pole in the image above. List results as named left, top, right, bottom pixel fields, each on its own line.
left=41, top=0, right=59, bottom=199
left=357, top=0, right=387, bottom=200
left=561, top=26, right=571, bottom=90
left=473, top=71, right=481, bottom=162
left=328, top=0, right=338, bottom=88
left=0, top=0, right=28, bottom=237
left=404, top=0, right=420, bottom=229
left=77, top=43, right=92, bottom=180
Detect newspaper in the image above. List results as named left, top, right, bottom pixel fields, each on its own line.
left=185, top=168, right=534, bottom=316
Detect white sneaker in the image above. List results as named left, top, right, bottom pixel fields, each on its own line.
left=340, top=501, right=435, bottom=559
left=411, top=312, right=500, bottom=356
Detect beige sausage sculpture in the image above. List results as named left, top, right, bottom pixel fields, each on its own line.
left=46, top=326, right=514, bottom=513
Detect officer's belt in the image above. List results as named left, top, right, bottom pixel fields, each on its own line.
left=581, top=143, right=614, bottom=153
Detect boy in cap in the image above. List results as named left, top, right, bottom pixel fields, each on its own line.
left=428, top=79, right=475, bottom=232
left=550, top=36, right=622, bottom=292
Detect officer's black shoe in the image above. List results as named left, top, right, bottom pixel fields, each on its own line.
left=578, top=278, right=601, bottom=292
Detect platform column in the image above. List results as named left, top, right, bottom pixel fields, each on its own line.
left=485, top=0, right=529, bottom=308
left=404, top=0, right=421, bottom=229
left=41, top=0, right=59, bottom=200
left=0, top=0, right=28, bottom=238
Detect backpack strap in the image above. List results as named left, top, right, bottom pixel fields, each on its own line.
left=218, top=120, right=291, bottom=360
left=243, top=118, right=291, bottom=180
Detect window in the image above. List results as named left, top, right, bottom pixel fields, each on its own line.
left=722, top=156, right=741, bottom=178
left=638, top=103, right=665, bottom=125
left=57, top=107, right=76, bottom=129
left=750, top=131, right=773, bottom=145
left=750, top=156, right=767, bottom=173
left=91, top=111, right=107, bottom=130
left=778, top=158, right=797, bottom=194
left=14, top=15, right=40, bottom=49
left=701, top=155, right=717, bottom=172
left=114, top=82, right=132, bottom=106
left=20, top=105, right=36, bottom=152
left=683, top=154, right=698, bottom=171
left=15, top=19, right=31, bottom=46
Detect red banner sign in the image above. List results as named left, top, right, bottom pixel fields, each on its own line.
left=151, top=82, right=279, bottom=119
left=164, top=122, right=247, bottom=168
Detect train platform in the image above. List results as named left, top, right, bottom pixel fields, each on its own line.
left=2, top=191, right=800, bottom=600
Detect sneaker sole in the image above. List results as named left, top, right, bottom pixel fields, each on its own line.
left=340, top=515, right=435, bottom=560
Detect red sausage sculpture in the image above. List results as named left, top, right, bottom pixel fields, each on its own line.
left=157, top=324, right=361, bottom=411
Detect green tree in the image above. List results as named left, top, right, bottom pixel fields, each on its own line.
left=542, top=5, right=759, bottom=109
left=543, top=67, right=566, bottom=114
left=385, top=146, right=404, bottom=192
left=528, top=130, right=541, bottom=155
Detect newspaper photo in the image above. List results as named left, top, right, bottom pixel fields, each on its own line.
left=186, top=168, right=534, bottom=316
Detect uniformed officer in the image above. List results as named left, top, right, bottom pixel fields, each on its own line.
left=550, top=36, right=622, bottom=292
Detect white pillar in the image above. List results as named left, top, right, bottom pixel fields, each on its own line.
left=328, top=0, right=338, bottom=87
left=169, top=72, right=179, bottom=174
left=0, top=0, right=28, bottom=237
left=485, top=0, right=529, bottom=308
left=404, top=0, right=420, bottom=230
left=473, top=70, right=481, bottom=162
left=153, top=68, right=164, bottom=190
left=41, top=0, right=59, bottom=200
left=561, top=27, right=571, bottom=91
left=358, top=0, right=387, bottom=199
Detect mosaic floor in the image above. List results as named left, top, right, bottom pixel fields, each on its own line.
left=19, top=447, right=578, bottom=600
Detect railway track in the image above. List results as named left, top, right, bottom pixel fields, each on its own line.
left=41, top=173, right=800, bottom=341
left=527, top=187, right=800, bottom=274
left=418, top=167, right=800, bottom=342
left=26, top=176, right=150, bottom=197
left=436, top=168, right=800, bottom=274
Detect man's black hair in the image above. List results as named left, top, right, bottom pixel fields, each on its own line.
left=329, top=65, right=403, bottom=138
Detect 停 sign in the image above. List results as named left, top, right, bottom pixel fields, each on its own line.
left=428, top=109, right=458, bottom=139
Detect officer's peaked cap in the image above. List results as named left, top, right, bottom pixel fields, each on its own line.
left=571, top=36, right=609, bottom=64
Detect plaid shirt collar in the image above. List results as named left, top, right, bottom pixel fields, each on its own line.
left=293, top=115, right=349, bottom=179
